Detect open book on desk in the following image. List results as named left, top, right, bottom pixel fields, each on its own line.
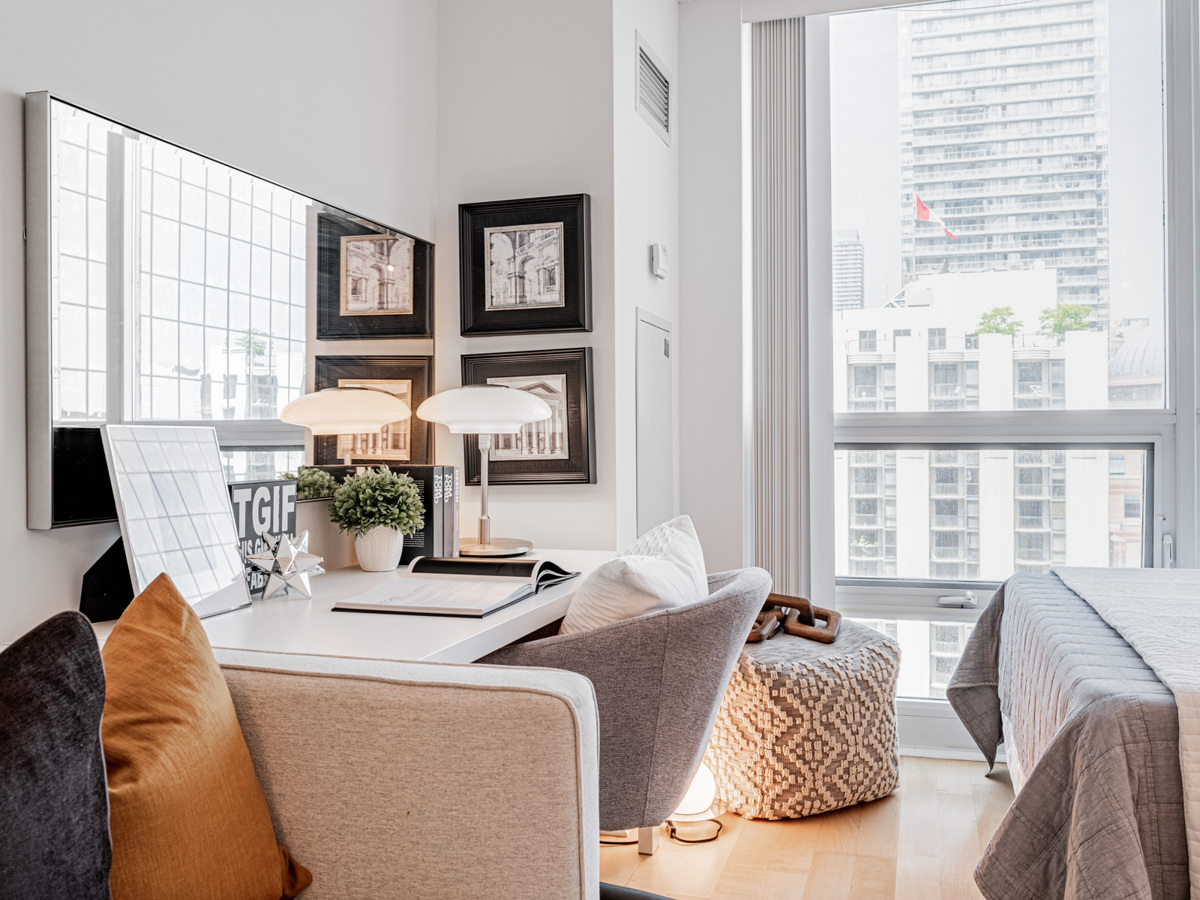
left=332, top=557, right=580, bottom=618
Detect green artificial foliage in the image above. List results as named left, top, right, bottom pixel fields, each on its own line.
left=1039, top=303, right=1092, bottom=336
left=288, top=466, right=340, bottom=500
left=329, top=466, right=425, bottom=538
left=975, top=306, right=1023, bottom=336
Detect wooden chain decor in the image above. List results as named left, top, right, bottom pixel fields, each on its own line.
left=747, top=593, right=841, bottom=644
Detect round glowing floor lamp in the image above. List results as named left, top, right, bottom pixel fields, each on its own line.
left=416, top=384, right=551, bottom=557
left=280, top=387, right=412, bottom=466
left=666, top=763, right=723, bottom=844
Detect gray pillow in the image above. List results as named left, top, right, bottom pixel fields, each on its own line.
left=0, top=611, right=111, bottom=899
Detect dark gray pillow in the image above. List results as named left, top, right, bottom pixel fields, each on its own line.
left=0, top=611, right=111, bottom=900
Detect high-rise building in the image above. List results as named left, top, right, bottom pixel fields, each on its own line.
left=898, top=0, right=1111, bottom=327
left=833, top=271, right=1140, bottom=585
left=833, top=229, right=866, bottom=310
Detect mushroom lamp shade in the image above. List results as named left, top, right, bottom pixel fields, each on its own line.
left=415, top=385, right=551, bottom=435
left=280, top=387, right=411, bottom=465
left=415, top=385, right=552, bottom=557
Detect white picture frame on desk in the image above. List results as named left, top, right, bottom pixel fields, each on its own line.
left=101, top=424, right=252, bottom=619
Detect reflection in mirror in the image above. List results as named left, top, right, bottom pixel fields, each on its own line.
left=102, top=425, right=252, bottom=618
left=27, top=93, right=431, bottom=528
left=50, top=99, right=308, bottom=428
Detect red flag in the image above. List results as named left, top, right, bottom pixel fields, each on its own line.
left=915, top=193, right=958, bottom=240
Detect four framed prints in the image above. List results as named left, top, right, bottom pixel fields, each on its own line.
left=314, top=193, right=595, bottom=484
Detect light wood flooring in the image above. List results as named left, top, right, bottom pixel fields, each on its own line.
left=599, top=758, right=1013, bottom=900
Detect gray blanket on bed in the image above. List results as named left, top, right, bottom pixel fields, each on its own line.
left=947, top=574, right=1188, bottom=900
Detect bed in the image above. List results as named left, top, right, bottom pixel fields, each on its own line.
left=947, top=572, right=1190, bottom=900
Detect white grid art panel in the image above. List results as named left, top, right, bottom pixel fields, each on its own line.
left=105, top=425, right=250, bottom=616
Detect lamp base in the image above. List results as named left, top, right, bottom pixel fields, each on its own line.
left=459, top=537, right=533, bottom=557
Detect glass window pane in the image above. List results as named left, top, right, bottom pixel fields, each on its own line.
left=849, top=617, right=974, bottom=700
left=830, top=0, right=1166, bottom=413
left=836, top=445, right=1148, bottom=581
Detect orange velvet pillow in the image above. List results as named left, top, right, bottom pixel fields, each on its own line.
left=102, top=574, right=311, bottom=900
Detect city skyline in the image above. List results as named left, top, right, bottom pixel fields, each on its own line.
left=830, top=0, right=1164, bottom=331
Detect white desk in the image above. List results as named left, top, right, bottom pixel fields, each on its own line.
left=91, top=548, right=613, bottom=664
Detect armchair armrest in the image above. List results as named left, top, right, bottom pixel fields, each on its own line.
left=214, top=648, right=599, bottom=900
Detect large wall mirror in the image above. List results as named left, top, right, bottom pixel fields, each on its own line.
left=25, top=92, right=433, bottom=529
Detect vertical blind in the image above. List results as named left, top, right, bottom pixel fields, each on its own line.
left=751, top=18, right=809, bottom=597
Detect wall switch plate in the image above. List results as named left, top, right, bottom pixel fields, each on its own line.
left=650, top=243, right=669, bottom=279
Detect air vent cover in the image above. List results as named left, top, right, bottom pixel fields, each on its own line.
left=636, top=32, right=671, bottom=145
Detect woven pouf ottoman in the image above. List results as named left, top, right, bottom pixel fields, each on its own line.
left=702, top=619, right=900, bottom=820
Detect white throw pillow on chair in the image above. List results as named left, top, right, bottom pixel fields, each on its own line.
left=559, top=515, right=708, bottom=635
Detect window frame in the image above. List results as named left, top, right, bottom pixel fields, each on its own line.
left=802, top=0, right=1199, bottom=619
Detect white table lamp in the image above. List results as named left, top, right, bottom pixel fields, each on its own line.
left=416, top=384, right=551, bottom=557
left=281, top=387, right=412, bottom=466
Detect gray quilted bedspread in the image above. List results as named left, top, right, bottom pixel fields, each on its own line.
left=947, top=573, right=1188, bottom=900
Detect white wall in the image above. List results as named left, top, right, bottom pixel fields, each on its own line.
left=613, top=0, right=681, bottom=547
left=0, top=0, right=438, bottom=643
left=434, top=0, right=618, bottom=551
left=435, top=0, right=679, bottom=553
left=678, top=0, right=750, bottom=571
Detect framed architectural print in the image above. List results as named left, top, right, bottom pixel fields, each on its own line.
left=461, top=348, right=595, bottom=485
left=459, top=195, right=591, bottom=336
left=313, top=356, right=433, bottom=466
left=316, top=212, right=433, bottom=339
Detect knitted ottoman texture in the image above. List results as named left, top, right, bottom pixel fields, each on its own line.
left=703, top=619, right=900, bottom=820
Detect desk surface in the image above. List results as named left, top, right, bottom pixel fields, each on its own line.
left=91, top=549, right=613, bottom=664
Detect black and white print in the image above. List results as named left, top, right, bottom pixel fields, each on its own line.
left=486, top=373, right=569, bottom=460
left=340, top=233, right=415, bottom=316
left=334, top=378, right=413, bottom=462
left=483, top=223, right=564, bottom=310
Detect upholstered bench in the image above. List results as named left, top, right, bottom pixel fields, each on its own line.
left=703, top=619, right=900, bottom=820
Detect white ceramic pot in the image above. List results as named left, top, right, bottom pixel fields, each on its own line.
left=355, top=526, right=405, bottom=572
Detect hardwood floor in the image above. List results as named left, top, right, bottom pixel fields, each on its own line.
left=599, top=758, right=1013, bottom=900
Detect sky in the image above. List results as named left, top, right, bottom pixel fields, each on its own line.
left=829, top=0, right=1166, bottom=329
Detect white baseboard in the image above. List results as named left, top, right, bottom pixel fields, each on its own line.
left=896, top=696, right=1002, bottom=763
left=900, top=744, right=1007, bottom=763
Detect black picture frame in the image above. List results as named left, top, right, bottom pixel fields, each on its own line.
left=313, top=356, right=434, bottom=466
left=461, top=348, right=595, bottom=485
left=317, top=212, right=434, bottom=340
left=459, top=194, right=591, bottom=336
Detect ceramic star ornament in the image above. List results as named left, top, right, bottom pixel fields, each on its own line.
left=246, top=531, right=325, bottom=600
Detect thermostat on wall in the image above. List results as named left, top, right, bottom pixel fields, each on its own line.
left=650, top=243, right=669, bottom=279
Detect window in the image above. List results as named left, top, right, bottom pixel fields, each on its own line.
left=822, top=0, right=1182, bottom=700
left=858, top=329, right=877, bottom=351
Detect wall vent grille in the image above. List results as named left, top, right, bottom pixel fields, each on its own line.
left=636, top=33, right=671, bottom=145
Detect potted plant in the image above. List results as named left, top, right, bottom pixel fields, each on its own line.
left=329, top=467, right=425, bottom=572
left=285, top=466, right=340, bottom=500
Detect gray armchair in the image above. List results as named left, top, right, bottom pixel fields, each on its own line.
left=479, top=567, right=771, bottom=842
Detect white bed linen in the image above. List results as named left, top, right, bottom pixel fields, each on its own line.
left=1054, top=567, right=1200, bottom=900
left=1000, top=712, right=1028, bottom=795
